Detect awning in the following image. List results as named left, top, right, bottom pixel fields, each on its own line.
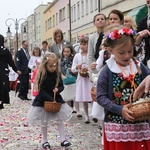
left=127, top=5, right=148, bottom=25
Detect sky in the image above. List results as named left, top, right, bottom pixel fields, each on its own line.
left=0, top=0, right=52, bottom=37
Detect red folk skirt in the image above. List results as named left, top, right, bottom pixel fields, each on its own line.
left=104, top=131, right=150, bottom=150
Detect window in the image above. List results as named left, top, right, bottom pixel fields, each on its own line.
left=94, top=0, right=98, bottom=10
left=39, top=25, right=40, bottom=33
left=73, top=5, right=76, bottom=21
left=81, top=0, right=84, bottom=17
left=71, top=7, right=73, bottom=22
left=36, top=26, right=38, bottom=35
left=53, top=15, right=55, bottom=27
left=90, top=0, right=93, bottom=12
left=56, top=13, right=58, bottom=25
left=59, top=7, right=66, bottom=22
left=48, top=18, right=50, bottom=29
left=85, top=0, right=89, bottom=15
left=63, top=7, right=65, bottom=20
left=77, top=2, right=80, bottom=19
left=67, top=4, right=70, bottom=18
left=50, top=17, right=52, bottom=28
left=59, top=9, right=62, bottom=22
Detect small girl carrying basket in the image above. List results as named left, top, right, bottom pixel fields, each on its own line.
left=44, top=77, right=61, bottom=113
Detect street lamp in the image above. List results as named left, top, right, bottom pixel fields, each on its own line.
left=6, top=26, right=12, bottom=53
left=5, top=18, right=27, bottom=51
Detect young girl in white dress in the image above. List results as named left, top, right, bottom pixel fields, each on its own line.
left=71, top=36, right=93, bottom=123
left=27, top=52, right=72, bottom=149
left=60, top=44, right=76, bottom=110
left=28, top=47, right=41, bottom=100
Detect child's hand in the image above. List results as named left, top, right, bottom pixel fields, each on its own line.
left=53, top=88, right=58, bottom=93
left=68, top=68, right=72, bottom=72
left=121, top=104, right=134, bottom=122
left=76, top=64, right=82, bottom=70
left=91, top=62, right=97, bottom=70
left=61, top=74, right=66, bottom=79
left=32, top=65, right=36, bottom=70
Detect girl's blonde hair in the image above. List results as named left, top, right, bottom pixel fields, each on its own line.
left=35, top=52, right=60, bottom=91
left=32, top=47, right=41, bottom=56
left=124, top=16, right=137, bottom=30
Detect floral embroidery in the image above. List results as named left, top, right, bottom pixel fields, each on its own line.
left=108, top=73, right=142, bottom=124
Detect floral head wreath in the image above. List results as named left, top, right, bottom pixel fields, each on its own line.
left=104, top=28, right=136, bottom=46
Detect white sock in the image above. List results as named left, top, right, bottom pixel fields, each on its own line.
left=41, top=126, right=48, bottom=143
left=57, top=120, right=66, bottom=142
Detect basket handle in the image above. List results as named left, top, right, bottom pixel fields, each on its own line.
left=129, top=92, right=133, bottom=105
left=53, top=91, right=56, bottom=102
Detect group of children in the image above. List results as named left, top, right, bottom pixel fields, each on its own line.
left=22, top=21, right=150, bottom=149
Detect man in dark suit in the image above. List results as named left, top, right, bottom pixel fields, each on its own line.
left=136, top=0, right=150, bottom=65
left=15, top=40, right=31, bottom=100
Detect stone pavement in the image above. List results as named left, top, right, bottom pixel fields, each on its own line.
left=0, top=91, right=103, bottom=150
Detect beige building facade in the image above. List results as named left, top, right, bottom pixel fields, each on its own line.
left=71, top=0, right=146, bottom=44
left=44, top=0, right=70, bottom=44
left=18, top=0, right=147, bottom=51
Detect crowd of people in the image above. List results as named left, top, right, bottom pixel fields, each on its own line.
left=1, top=0, right=150, bottom=149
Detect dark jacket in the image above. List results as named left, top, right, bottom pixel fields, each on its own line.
left=32, top=71, right=65, bottom=107
left=0, top=47, right=18, bottom=103
left=137, top=16, right=150, bottom=65
left=15, top=48, right=30, bottom=74
left=50, top=40, right=70, bottom=58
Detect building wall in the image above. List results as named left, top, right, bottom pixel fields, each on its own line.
left=26, top=0, right=147, bottom=47
left=44, top=0, right=70, bottom=44
left=44, top=0, right=57, bottom=44
left=34, top=4, right=49, bottom=47
left=100, top=0, right=145, bottom=15
left=70, top=0, right=146, bottom=44
left=71, top=0, right=99, bottom=43
left=26, top=15, right=35, bottom=52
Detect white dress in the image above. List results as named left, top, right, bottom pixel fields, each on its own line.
left=27, top=104, right=72, bottom=126
left=60, top=83, right=76, bottom=101
left=71, top=53, right=93, bottom=102
left=28, top=56, right=41, bottom=71
left=91, top=50, right=105, bottom=120
left=28, top=56, right=41, bottom=100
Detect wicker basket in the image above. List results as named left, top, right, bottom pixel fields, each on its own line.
left=44, top=92, right=61, bottom=113
left=129, top=94, right=150, bottom=121
left=79, top=67, right=89, bottom=77
left=91, top=87, right=96, bottom=102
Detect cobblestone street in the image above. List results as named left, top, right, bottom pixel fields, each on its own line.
left=0, top=91, right=103, bottom=150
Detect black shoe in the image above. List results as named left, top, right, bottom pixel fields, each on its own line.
left=92, top=118, right=98, bottom=123
left=25, top=97, right=31, bottom=101
left=72, top=110, right=77, bottom=114
left=0, top=103, right=4, bottom=109
left=18, top=96, right=25, bottom=100
left=85, top=118, right=90, bottom=124
left=42, top=142, right=51, bottom=149
left=77, top=114, right=82, bottom=118
left=61, top=140, right=71, bottom=147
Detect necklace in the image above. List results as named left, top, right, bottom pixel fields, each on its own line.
left=117, top=62, right=136, bottom=90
